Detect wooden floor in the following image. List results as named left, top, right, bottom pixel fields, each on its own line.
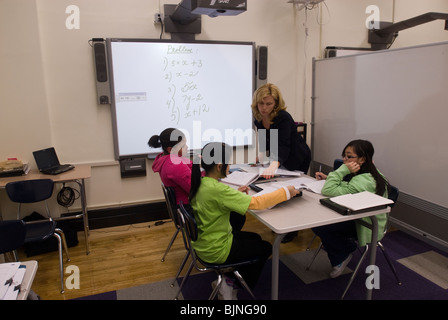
left=16, top=214, right=319, bottom=300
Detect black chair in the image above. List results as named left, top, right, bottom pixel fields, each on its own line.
left=160, top=184, right=191, bottom=288
left=5, top=179, right=70, bottom=293
left=339, top=185, right=401, bottom=299
left=160, top=184, right=181, bottom=262
left=174, top=202, right=258, bottom=300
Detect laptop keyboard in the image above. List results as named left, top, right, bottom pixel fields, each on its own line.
left=43, top=164, right=74, bottom=175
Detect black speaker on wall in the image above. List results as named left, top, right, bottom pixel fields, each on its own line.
left=92, top=40, right=111, bottom=105
left=256, top=46, right=268, bottom=88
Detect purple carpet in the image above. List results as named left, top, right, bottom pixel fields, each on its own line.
left=74, top=230, right=448, bottom=300
left=178, top=230, right=448, bottom=300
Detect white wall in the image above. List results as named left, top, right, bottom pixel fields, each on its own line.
left=1, top=0, right=447, bottom=219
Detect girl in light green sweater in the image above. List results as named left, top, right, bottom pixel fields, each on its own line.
left=313, top=139, right=390, bottom=278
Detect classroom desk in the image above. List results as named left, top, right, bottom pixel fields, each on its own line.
left=249, top=184, right=390, bottom=300
left=0, top=165, right=91, bottom=255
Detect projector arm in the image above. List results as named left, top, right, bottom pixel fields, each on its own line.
left=369, top=12, right=448, bottom=50
left=170, top=0, right=199, bottom=25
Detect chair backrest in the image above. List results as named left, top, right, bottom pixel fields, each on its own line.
left=178, top=202, right=198, bottom=242
left=6, top=179, right=54, bottom=203
left=0, top=220, right=26, bottom=254
left=161, top=184, right=180, bottom=227
left=388, top=185, right=399, bottom=207
left=382, top=185, right=399, bottom=235
left=333, top=159, right=344, bottom=170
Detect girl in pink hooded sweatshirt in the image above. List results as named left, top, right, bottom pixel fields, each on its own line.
left=149, top=128, right=192, bottom=205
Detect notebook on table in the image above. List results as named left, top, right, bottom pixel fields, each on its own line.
left=32, top=147, right=74, bottom=175
left=320, top=191, right=393, bottom=216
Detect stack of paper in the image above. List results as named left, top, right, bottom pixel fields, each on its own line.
left=329, top=191, right=393, bottom=211
left=0, top=262, right=26, bottom=300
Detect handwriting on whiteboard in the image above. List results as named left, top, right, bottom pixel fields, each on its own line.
left=163, top=45, right=209, bottom=125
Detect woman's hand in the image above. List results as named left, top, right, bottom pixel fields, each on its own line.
left=261, top=161, right=280, bottom=179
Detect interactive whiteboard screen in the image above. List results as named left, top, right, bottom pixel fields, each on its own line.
left=107, top=39, right=255, bottom=159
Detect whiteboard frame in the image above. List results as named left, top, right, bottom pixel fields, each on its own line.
left=106, top=38, right=256, bottom=160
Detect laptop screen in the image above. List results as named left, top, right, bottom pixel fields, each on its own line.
left=33, top=147, right=60, bottom=171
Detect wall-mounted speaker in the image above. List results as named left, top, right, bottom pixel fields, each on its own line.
left=92, top=40, right=111, bottom=104
left=256, top=46, right=268, bottom=88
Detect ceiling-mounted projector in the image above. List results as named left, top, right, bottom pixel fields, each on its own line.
left=191, top=0, right=247, bottom=17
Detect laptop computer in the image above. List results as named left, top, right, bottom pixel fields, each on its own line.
left=32, top=147, right=74, bottom=175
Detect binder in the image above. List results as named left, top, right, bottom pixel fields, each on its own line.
left=320, top=191, right=393, bottom=215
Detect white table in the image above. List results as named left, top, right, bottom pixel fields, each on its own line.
left=249, top=186, right=390, bottom=300
left=0, top=260, right=38, bottom=300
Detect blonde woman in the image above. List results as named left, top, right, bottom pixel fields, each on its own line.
left=251, top=83, right=311, bottom=179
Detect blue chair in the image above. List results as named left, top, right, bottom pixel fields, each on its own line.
left=5, top=179, right=70, bottom=293
left=174, top=202, right=258, bottom=300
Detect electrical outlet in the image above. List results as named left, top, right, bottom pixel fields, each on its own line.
left=154, top=12, right=162, bottom=24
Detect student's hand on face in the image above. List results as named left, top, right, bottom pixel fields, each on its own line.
left=345, top=161, right=361, bottom=174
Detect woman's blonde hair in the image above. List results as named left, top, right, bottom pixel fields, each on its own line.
left=251, top=83, right=287, bottom=122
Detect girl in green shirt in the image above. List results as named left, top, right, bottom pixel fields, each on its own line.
left=189, top=142, right=299, bottom=299
left=313, top=139, right=390, bottom=278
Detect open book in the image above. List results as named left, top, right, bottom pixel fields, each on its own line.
left=283, top=177, right=326, bottom=194
left=220, top=171, right=259, bottom=186
left=320, top=191, right=393, bottom=215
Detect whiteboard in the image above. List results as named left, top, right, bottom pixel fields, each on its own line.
left=107, top=39, right=255, bottom=158
left=312, top=41, right=448, bottom=208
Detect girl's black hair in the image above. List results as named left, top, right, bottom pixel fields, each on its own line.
left=148, top=128, right=185, bottom=154
left=342, top=139, right=390, bottom=196
left=189, top=142, right=232, bottom=202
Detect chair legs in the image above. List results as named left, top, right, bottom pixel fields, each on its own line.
left=55, top=228, right=70, bottom=262
left=170, top=251, right=190, bottom=288
left=378, top=241, right=402, bottom=285
left=306, top=242, right=323, bottom=270
left=174, top=260, right=194, bottom=300
left=233, top=270, right=256, bottom=300
left=162, top=228, right=180, bottom=262
left=340, top=242, right=402, bottom=300
left=341, top=244, right=369, bottom=300
left=53, top=228, right=71, bottom=294
left=306, top=234, right=318, bottom=251
left=174, top=262, right=257, bottom=300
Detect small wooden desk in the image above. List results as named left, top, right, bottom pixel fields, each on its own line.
left=249, top=184, right=390, bottom=300
left=0, top=165, right=91, bottom=255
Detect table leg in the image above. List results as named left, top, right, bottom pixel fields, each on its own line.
left=74, top=179, right=90, bottom=255
left=366, top=215, right=378, bottom=300
left=271, top=233, right=286, bottom=300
